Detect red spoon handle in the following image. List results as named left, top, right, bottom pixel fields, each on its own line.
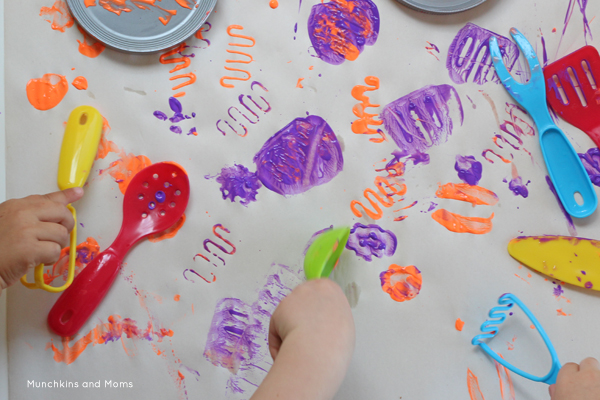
left=48, top=248, right=123, bottom=337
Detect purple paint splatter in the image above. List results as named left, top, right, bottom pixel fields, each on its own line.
left=455, top=155, right=482, bottom=186
left=253, top=115, right=343, bottom=196
left=380, top=84, right=463, bottom=158
left=346, top=223, right=397, bottom=262
left=585, top=281, right=593, bottom=289
left=153, top=111, right=168, bottom=121
left=170, top=126, right=182, bottom=134
left=154, top=97, right=196, bottom=134
left=553, top=284, right=564, bottom=298
left=446, top=23, right=520, bottom=85
left=216, top=164, right=262, bottom=207
left=508, top=176, right=529, bottom=198
left=579, top=147, right=600, bottom=186
left=307, top=0, right=379, bottom=65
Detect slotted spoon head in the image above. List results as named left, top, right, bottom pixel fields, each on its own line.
left=120, top=162, right=190, bottom=247
left=544, top=45, right=600, bottom=146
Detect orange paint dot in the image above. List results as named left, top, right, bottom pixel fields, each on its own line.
left=296, top=78, right=304, bottom=88
left=455, top=318, right=465, bottom=331
left=174, top=295, right=181, bottom=301
left=269, top=0, right=278, bottom=8
left=379, top=265, right=422, bottom=302
left=72, top=76, right=88, bottom=90
left=309, top=66, right=314, bottom=70
left=26, top=74, right=69, bottom=111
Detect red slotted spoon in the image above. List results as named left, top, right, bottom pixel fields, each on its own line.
left=544, top=45, right=600, bottom=148
left=48, top=162, right=190, bottom=337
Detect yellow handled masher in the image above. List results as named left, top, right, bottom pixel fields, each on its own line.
left=21, top=106, right=103, bottom=292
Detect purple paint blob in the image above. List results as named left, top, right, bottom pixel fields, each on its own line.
left=553, top=284, right=564, bottom=298
left=153, top=111, right=168, bottom=121
left=380, top=85, right=463, bottom=158
left=187, top=127, right=198, bottom=136
left=216, top=164, right=262, bottom=206
left=579, top=147, right=600, bottom=187
left=455, top=155, right=482, bottom=185
left=169, top=97, right=183, bottom=113
left=155, top=190, right=166, bottom=203
left=427, top=202, right=437, bottom=212
left=307, top=0, right=379, bottom=65
left=446, top=23, right=520, bottom=85
left=170, top=126, right=183, bottom=134
left=253, top=115, right=343, bottom=196
left=585, top=281, right=593, bottom=289
left=508, top=176, right=529, bottom=198
left=346, top=223, right=397, bottom=262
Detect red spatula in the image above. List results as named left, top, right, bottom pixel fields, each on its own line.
left=544, top=45, right=600, bottom=148
left=48, top=162, right=190, bottom=337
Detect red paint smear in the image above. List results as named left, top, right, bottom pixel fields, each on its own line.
left=432, top=209, right=494, bottom=235
left=102, top=152, right=152, bottom=194
left=26, top=74, right=69, bottom=111
left=46, top=314, right=174, bottom=365
left=72, top=76, right=88, bottom=90
left=455, top=318, right=465, bottom=331
left=77, top=26, right=106, bottom=58
left=148, top=214, right=186, bottom=242
left=436, top=183, right=499, bottom=207
left=467, top=369, right=486, bottom=400
left=380, top=265, right=422, bottom=302
left=44, top=237, right=100, bottom=285
left=40, top=1, right=74, bottom=32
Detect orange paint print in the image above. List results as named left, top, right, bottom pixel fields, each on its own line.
left=379, top=265, right=422, bottom=302
left=84, top=0, right=97, bottom=6
left=467, top=369, right=486, bottom=400
left=101, top=152, right=152, bottom=194
left=40, top=1, right=74, bottom=32
left=351, top=176, right=407, bottom=219
left=220, top=25, right=255, bottom=89
left=455, top=318, right=465, bottom=331
left=432, top=209, right=494, bottom=235
left=26, top=74, right=69, bottom=111
left=159, top=42, right=196, bottom=97
left=77, top=26, right=106, bottom=58
left=44, top=237, right=100, bottom=285
left=96, top=117, right=120, bottom=160
left=148, top=214, right=186, bottom=242
left=351, top=76, right=385, bottom=143
left=72, top=76, right=88, bottom=90
left=296, top=78, right=304, bottom=88
left=436, top=183, right=499, bottom=207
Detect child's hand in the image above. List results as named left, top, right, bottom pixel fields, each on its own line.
left=251, top=278, right=355, bottom=400
left=0, top=188, right=83, bottom=290
left=550, top=358, right=600, bottom=400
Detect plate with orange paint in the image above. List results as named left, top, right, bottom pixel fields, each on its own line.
left=66, top=0, right=217, bottom=53
left=396, top=0, right=486, bottom=14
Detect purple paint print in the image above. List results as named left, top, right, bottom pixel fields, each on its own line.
left=346, top=223, right=397, bottom=262
left=153, top=111, right=168, bottom=121
left=170, top=126, right=182, bottom=134
left=508, top=176, right=529, bottom=198
left=553, top=284, right=564, bottom=298
left=216, top=164, right=262, bottom=207
left=579, top=147, right=600, bottom=187
left=154, top=97, right=197, bottom=134
left=380, top=85, right=463, bottom=158
left=253, top=115, right=343, bottom=196
left=307, top=0, right=379, bottom=65
left=446, top=23, right=520, bottom=85
left=455, top=155, right=482, bottom=186
left=546, top=175, right=577, bottom=236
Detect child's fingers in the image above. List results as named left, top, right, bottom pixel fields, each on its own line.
left=35, top=241, right=63, bottom=266
left=36, top=222, right=70, bottom=249
left=580, top=357, right=600, bottom=371
left=45, top=187, right=84, bottom=205
left=33, top=200, right=76, bottom=232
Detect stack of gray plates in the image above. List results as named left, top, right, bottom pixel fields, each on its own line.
left=395, top=0, right=486, bottom=14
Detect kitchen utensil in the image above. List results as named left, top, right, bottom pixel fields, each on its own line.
left=395, top=0, right=486, bottom=14
left=304, top=227, right=350, bottom=280
left=490, top=28, right=597, bottom=218
left=472, top=293, right=561, bottom=385
left=66, top=0, right=217, bottom=53
left=508, top=235, right=600, bottom=291
left=544, top=45, right=600, bottom=148
left=48, top=162, right=190, bottom=337
left=21, top=106, right=103, bottom=292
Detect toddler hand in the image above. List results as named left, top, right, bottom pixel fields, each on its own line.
left=0, top=187, right=83, bottom=290
left=550, top=358, right=600, bottom=400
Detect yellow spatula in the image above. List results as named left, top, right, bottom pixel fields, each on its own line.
left=21, top=106, right=102, bottom=292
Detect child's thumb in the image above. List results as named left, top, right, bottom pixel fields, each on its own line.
left=46, top=187, right=84, bottom=205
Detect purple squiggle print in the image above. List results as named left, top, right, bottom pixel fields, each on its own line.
left=346, top=223, right=397, bottom=262
left=447, top=23, right=520, bottom=85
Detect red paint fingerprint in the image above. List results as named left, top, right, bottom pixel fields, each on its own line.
left=379, top=265, right=422, bottom=302
left=44, top=237, right=100, bottom=285
left=436, top=183, right=499, bottom=207
left=467, top=369, right=486, bottom=400
left=351, top=76, right=385, bottom=143
left=77, top=26, right=106, bottom=58
left=102, top=152, right=152, bottom=194
left=26, top=74, right=69, bottom=111
left=455, top=318, right=465, bottom=331
left=148, top=214, right=186, bottom=242
left=72, top=76, right=88, bottom=90
left=40, top=1, right=74, bottom=32
left=432, top=209, right=494, bottom=234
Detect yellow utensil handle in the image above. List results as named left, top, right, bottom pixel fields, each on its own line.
left=20, top=205, right=77, bottom=292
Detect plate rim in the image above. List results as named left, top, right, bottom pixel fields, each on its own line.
left=395, top=0, right=486, bottom=14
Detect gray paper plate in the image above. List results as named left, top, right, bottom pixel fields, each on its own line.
left=66, top=0, right=217, bottom=53
left=396, top=0, right=486, bottom=14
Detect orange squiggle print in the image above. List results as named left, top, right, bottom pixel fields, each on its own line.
left=76, top=26, right=106, bottom=58
left=467, top=369, right=486, bottom=400
left=40, top=1, right=74, bottom=32
left=159, top=42, right=196, bottom=97
left=26, top=74, right=69, bottom=111
left=351, top=176, right=407, bottom=219
left=436, top=183, right=499, bottom=207
left=351, top=76, right=385, bottom=143
left=432, top=209, right=494, bottom=234
left=220, top=25, right=255, bottom=89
